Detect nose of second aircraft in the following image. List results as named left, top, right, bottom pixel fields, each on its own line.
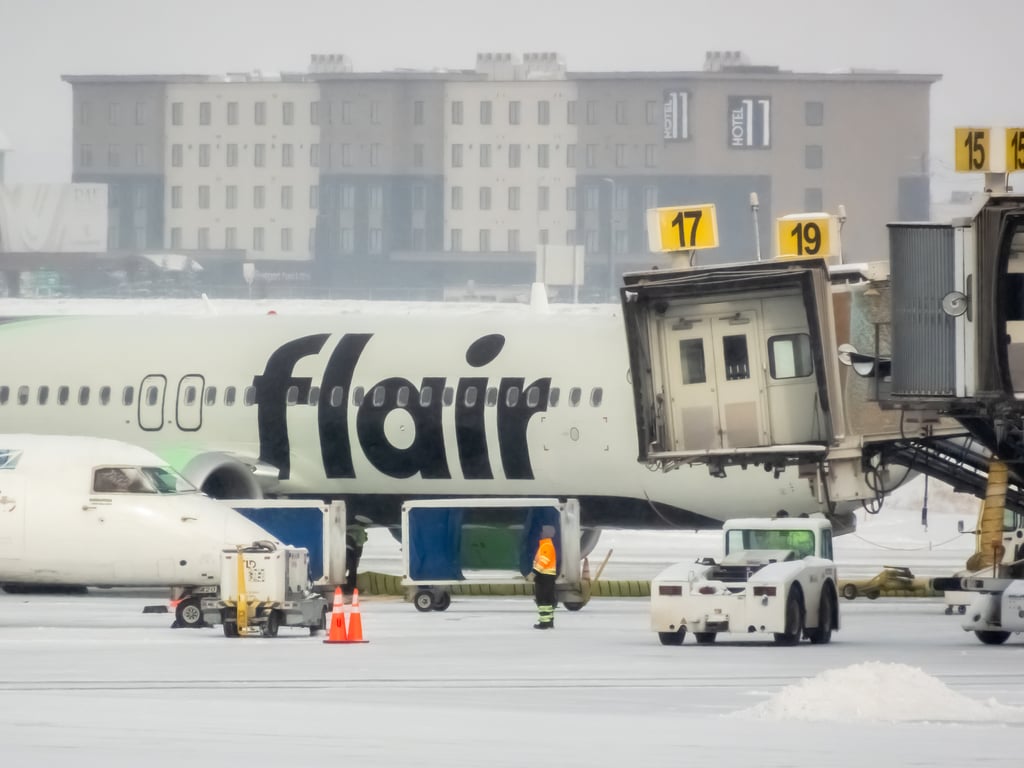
left=173, top=497, right=281, bottom=584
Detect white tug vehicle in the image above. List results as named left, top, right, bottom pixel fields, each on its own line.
left=651, top=514, right=839, bottom=646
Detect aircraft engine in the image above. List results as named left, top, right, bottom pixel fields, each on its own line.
left=180, top=452, right=268, bottom=499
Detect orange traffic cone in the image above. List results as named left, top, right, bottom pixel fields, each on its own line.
left=344, top=588, right=369, bottom=644
left=322, top=587, right=349, bottom=644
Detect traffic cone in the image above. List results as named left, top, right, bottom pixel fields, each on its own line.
left=344, top=588, right=369, bottom=644
left=322, top=587, right=349, bottom=644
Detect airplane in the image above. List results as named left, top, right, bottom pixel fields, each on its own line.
left=0, top=433, right=280, bottom=625
left=0, top=295, right=858, bottom=550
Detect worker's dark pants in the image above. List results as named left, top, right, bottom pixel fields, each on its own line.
left=534, top=572, right=556, bottom=626
left=344, top=545, right=363, bottom=593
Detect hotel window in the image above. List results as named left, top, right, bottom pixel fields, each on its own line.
left=566, top=186, right=576, bottom=211
left=508, top=229, right=520, bottom=251
left=450, top=228, right=462, bottom=251
left=645, top=144, right=656, bottom=167
left=310, top=100, right=320, bottom=125
left=198, top=185, right=210, bottom=209
left=254, top=101, right=266, bottom=125
left=452, top=143, right=463, bottom=167
left=586, top=100, right=598, bottom=124
left=585, top=185, right=599, bottom=210
left=805, top=101, right=824, bottom=126
left=566, top=144, right=576, bottom=168
left=805, top=144, right=823, bottom=169
left=225, top=227, right=236, bottom=249
left=615, top=101, right=627, bottom=124
left=226, top=185, right=237, bottom=209
left=480, top=100, right=492, bottom=124
left=340, top=185, right=355, bottom=209
left=309, top=185, right=319, bottom=210
left=451, top=100, right=463, bottom=124
left=479, top=229, right=491, bottom=251
left=170, top=227, right=182, bottom=248
left=170, top=144, right=182, bottom=167
left=78, top=101, right=91, bottom=126
left=369, top=185, right=383, bottom=209
left=644, top=185, right=658, bottom=209
left=341, top=143, right=352, bottom=167
left=281, top=227, right=293, bottom=251
left=509, top=100, right=521, bottom=125
left=171, top=186, right=182, bottom=209
left=107, top=144, right=120, bottom=168
left=451, top=185, right=463, bottom=210
left=566, top=100, right=577, bottom=124
left=804, top=187, right=823, bottom=212
left=199, top=101, right=211, bottom=125
left=615, top=143, right=626, bottom=167
left=226, top=101, right=238, bottom=125
left=538, top=186, right=549, bottom=211
left=197, top=227, right=209, bottom=249
left=508, top=144, right=521, bottom=167
left=135, top=102, right=146, bottom=125
left=254, top=143, right=266, bottom=167
left=135, top=144, right=145, bottom=167
left=538, top=100, right=550, bottom=125
left=341, top=228, right=354, bottom=253
left=281, top=185, right=293, bottom=209
left=282, top=101, right=294, bottom=125
left=479, top=143, right=491, bottom=167
left=253, top=185, right=265, bottom=209
left=585, top=230, right=599, bottom=253
left=281, top=143, right=294, bottom=167
left=586, top=144, right=597, bottom=168
left=253, top=227, right=265, bottom=251
left=310, top=143, right=320, bottom=167
left=508, top=186, right=520, bottom=211
left=413, top=143, right=424, bottom=167
left=171, top=102, right=183, bottom=125
left=413, top=100, right=424, bottom=125
left=369, top=100, right=380, bottom=124
left=479, top=186, right=491, bottom=210
left=370, top=143, right=381, bottom=167
left=645, top=100, right=657, bottom=124
left=537, top=144, right=549, bottom=168
left=198, top=144, right=210, bottom=167
left=108, top=103, right=119, bottom=125
left=412, top=184, right=425, bottom=211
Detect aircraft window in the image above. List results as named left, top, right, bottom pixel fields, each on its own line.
left=353, top=387, right=364, bottom=406
left=204, top=387, right=217, bottom=406
left=308, top=386, right=320, bottom=405
left=78, top=386, right=90, bottom=406
left=243, top=386, right=256, bottom=406
left=184, top=386, right=197, bottom=406
left=397, top=386, right=409, bottom=408
left=141, top=466, right=198, bottom=494
left=224, top=386, right=236, bottom=406
left=464, top=386, right=478, bottom=407
left=122, top=386, right=134, bottom=406
left=0, top=385, right=8, bottom=405
left=58, top=385, right=69, bottom=405
left=38, top=386, right=50, bottom=405
left=768, top=334, right=813, bottom=379
left=286, top=385, right=299, bottom=406
left=722, top=335, right=750, bottom=381
left=590, top=387, right=603, bottom=407
left=372, top=386, right=385, bottom=407
left=145, top=386, right=159, bottom=407
left=486, top=387, right=498, bottom=407
left=505, top=386, right=520, bottom=407
left=17, top=386, right=28, bottom=405
left=443, top=387, right=454, bottom=407
left=526, top=386, right=540, bottom=408
left=678, top=339, right=707, bottom=384
left=568, top=387, right=582, bottom=407
left=330, top=386, right=345, bottom=407
left=420, top=386, right=432, bottom=407
left=548, top=387, right=560, bottom=407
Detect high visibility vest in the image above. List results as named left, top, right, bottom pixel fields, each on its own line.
left=533, top=538, right=556, bottom=575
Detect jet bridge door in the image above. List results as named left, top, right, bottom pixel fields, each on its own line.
left=661, top=311, right=768, bottom=451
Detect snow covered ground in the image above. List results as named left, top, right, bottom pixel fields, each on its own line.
left=0, top=476, right=1016, bottom=768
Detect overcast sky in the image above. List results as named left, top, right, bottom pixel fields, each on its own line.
left=0, top=0, right=1017, bottom=196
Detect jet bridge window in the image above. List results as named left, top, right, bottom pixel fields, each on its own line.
left=768, top=334, right=813, bottom=379
left=722, top=335, right=750, bottom=381
left=678, top=339, right=707, bottom=384
left=58, top=385, right=69, bottom=405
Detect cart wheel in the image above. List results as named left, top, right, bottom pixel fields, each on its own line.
left=175, top=597, right=204, bottom=628
left=658, top=628, right=686, bottom=646
left=867, top=591, right=880, bottom=600
left=563, top=601, right=585, bottom=612
left=842, top=583, right=858, bottom=601
left=414, top=590, right=435, bottom=612
left=264, top=610, right=280, bottom=638
left=432, top=592, right=451, bottom=611
left=958, top=605, right=967, bottom=615
left=222, top=621, right=239, bottom=638
left=694, top=632, right=717, bottom=645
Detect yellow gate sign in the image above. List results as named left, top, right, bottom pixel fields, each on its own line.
left=955, top=127, right=990, bottom=172
left=646, top=203, right=719, bottom=253
left=776, top=213, right=837, bottom=260
left=1007, top=128, right=1024, bottom=172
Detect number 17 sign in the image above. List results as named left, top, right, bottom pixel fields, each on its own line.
left=646, top=203, right=719, bottom=253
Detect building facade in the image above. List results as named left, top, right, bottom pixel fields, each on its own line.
left=63, top=52, right=938, bottom=299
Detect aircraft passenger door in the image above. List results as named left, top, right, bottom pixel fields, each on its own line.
left=138, top=375, right=167, bottom=432
left=0, top=475, right=25, bottom=560
left=176, top=375, right=205, bottom=432
left=663, top=311, right=768, bottom=451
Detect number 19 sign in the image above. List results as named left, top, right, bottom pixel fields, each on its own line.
left=776, top=213, right=838, bottom=260
left=646, top=203, right=719, bottom=253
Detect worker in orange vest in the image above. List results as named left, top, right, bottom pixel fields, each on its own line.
left=532, top=525, right=557, bottom=629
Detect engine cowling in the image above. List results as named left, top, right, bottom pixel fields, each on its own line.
left=180, top=452, right=273, bottom=499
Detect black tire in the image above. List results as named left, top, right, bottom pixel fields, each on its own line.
left=774, top=591, right=804, bottom=645
left=432, top=591, right=452, bottom=611
left=658, top=628, right=686, bottom=646
left=264, top=610, right=280, bottom=638
left=867, top=591, right=880, bottom=600
left=808, top=590, right=835, bottom=645
left=975, top=630, right=1011, bottom=645
left=842, top=583, right=857, bottom=601
left=958, top=605, right=967, bottom=615
left=563, top=601, right=585, bottom=612
left=175, top=597, right=204, bottom=629
left=414, top=590, right=435, bottom=612
left=694, top=632, right=716, bottom=645
left=222, top=621, right=239, bottom=638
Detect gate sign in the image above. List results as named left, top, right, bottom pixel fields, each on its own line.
left=727, top=96, right=771, bottom=149
left=1006, top=128, right=1024, bottom=172
left=663, top=90, right=690, bottom=141
left=776, top=213, right=838, bottom=260
left=955, top=127, right=990, bottom=172
left=646, top=204, right=719, bottom=253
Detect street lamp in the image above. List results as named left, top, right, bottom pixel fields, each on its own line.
left=601, top=177, right=617, bottom=301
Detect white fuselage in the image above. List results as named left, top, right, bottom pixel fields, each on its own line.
left=0, top=435, right=275, bottom=586
left=0, top=300, right=827, bottom=528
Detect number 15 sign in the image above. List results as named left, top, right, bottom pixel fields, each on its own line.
left=646, top=203, right=719, bottom=254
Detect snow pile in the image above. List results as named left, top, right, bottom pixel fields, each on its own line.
left=733, top=662, right=1024, bottom=723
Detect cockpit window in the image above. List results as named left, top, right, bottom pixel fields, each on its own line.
left=92, top=465, right=197, bottom=494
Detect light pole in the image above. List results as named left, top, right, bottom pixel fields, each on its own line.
left=601, top=177, right=616, bottom=301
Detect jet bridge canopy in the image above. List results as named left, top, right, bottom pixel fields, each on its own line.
left=620, top=259, right=845, bottom=473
